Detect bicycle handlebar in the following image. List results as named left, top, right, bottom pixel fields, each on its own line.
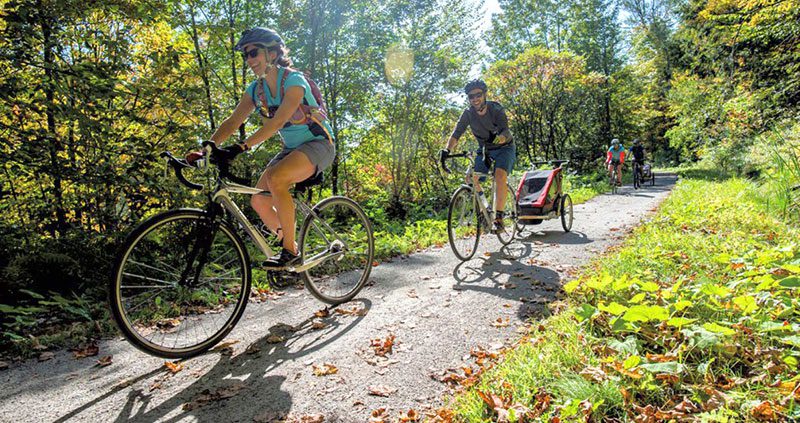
left=200, top=141, right=252, bottom=186
left=162, top=142, right=252, bottom=190
left=440, top=151, right=469, bottom=174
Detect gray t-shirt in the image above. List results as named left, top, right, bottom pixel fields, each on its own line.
left=450, top=101, right=513, bottom=150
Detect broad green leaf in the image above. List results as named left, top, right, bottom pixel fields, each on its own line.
left=759, top=321, right=792, bottom=332
left=703, top=322, right=735, bottom=336
left=623, top=355, right=641, bottom=369
left=598, top=302, right=628, bottom=316
left=701, top=284, right=731, bottom=297
left=563, top=280, right=581, bottom=293
left=755, top=275, right=777, bottom=291
left=574, top=304, right=597, bottom=321
left=640, top=362, right=685, bottom=374
left=629, top=293, right=647, bottom=304
left=779, top=276, right=800, bottom=288
left=667, top=317, right=697, bottom=327
left=612, top=275, right=634, bottom=292
left=682, top=326, right=722, bottom=349
left=608, top=337, right=639, bottom=355
left=673, top=300, right=693, bottom=311
left=733, top=295, right=758, bottom=314
left=622, top=305, right=669, bottom=323
left=611, top=317, right=635, bottom=332
left=784, top=356, right=799, bottom=370
left=781, top=264, right=800, bottom=274
left=638, top=281, right=660, bottom=292
left=586, top=274, right=612, bottom=292
left=779, top=336, right=800, bottom=348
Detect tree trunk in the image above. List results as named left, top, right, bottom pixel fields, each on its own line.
left=39, top=2, right=68, bottom=235
left=189, top=3, right=216, bottom=131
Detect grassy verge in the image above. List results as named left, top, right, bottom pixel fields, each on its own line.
left=449, top=176, right=800, bottom=422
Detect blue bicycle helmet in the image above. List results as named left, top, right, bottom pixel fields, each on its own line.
left=235, top=27, right=284, bottom=51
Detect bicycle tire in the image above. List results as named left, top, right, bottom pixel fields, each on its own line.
left=633, top=163, right=640, bottom=189
left=299, top=196, right=374, bottom=305
left=110, top=209, right=251, bottom=359
left=496, top=182, right=518, bottom=245
left=447, top=186, right=481, bottom=261
left=610, top=172, right=618, bottom=195
left=561, top=194, right=574, bottom=232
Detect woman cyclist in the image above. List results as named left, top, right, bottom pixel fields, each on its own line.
left=606, top=138, right=625, bottom=186
left=189, top=27, right=335, bottom=268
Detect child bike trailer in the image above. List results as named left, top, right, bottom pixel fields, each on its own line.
left=515, top=160, right=573, bottom=232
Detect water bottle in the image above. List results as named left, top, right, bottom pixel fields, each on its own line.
left=478, top=190, right=489, bottom=210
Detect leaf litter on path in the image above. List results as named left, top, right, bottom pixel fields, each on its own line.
left=312, top=363, right=338, bottom=376
left=182, top=382, right=247, bottom=410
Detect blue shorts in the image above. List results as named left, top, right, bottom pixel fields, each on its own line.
left=475, top=143, right=516, bottom=175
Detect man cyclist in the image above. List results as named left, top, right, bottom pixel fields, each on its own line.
left=440, top=79, right=514, bottom=233
left=605, top=138, right=625, bottom=186
left=629, top=138, right=646, bottom=181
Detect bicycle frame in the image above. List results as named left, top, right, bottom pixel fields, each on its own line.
left=463, top=167, right=497, bottom=230
left=211, top=182, right=347, bottom=273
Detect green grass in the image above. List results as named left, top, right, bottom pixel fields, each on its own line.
left=450, top=176, right=800, bottom=422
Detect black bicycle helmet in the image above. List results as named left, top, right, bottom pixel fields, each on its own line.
left=464, top=79, right=487, bottom=94
left=235, top=27, right=284, bottom=51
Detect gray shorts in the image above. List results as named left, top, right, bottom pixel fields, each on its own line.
left=267, top=138, right=335, bottom=175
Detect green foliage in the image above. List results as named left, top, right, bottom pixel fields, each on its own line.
left=452, top=174, right=800, bottom=420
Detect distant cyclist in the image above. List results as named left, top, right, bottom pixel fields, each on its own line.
left=629, top=138, right=646, bottom=180
left=606, top=138, right=625, bottom=186
left=440, top=79, right=514, bottom=232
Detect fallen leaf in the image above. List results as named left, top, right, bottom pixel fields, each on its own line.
left=369, top=407, right=389, bottom=423
left=312, top=363, right=338, bottom=376
left=314, top=308, right=330, bottom=318
left=335, top=306, right=367, bottom=316
left=38, top=352, right=55, bottom=362
left=371, top=335, right=396, bottom=357
left=0, top=361, right=8, bottom=370
left=751, top=401, right=779, bottom=422
left=491, top=317, right=510, bottom=328
left=183, top=383, right=247, bottom=410
left=407, top=289, right=418, bottom=298
left=267, top=334, right=285, bottom=344
left=368, top=385, right=397, bottom=397
left=280, top=413, right=325, bottom=423
left=372, top=261, right=379, bottom=267
left=246, top=344, right=261, bottom=355
left=210, top=340, right=239, bottom=352
left=484, top=252, right=492, bottom=257
left=398, top=409, right=420, bottom=422
left=96, top=355, right=113, bottom=367
left=72, top=344, right=99, bottom=359
left=579, top=366, right=607, bottom=382
left=164, top=361, right=183, bottom=374
left=311, top=321, right=328, bottom=330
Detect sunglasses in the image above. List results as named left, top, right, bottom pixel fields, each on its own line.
left=242, top=48, right=260, bottom=59
left=467, top=91, right=484, bottom=100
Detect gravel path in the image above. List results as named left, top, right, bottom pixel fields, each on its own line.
left=0, top=175, right=676, bottom=423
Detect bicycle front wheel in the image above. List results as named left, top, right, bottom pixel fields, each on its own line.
left=110, top=209, right=251, bottom=359
left=299, top=196, right=374, bottom=305
left=448, top=186, right=481, bottom=261
left=633, top=164, right=641, bottom=189
left=496, top=182, right=518, bottom=245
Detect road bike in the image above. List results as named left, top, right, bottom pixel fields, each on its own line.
left=109, top=141, right=374, bottom=359
left=441, top=151, right=518, bottom=261
left=607, top=161, right=622, bottom=194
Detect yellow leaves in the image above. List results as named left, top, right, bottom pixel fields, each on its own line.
left=164, top=361, right=183, bottom=374
left=312, top=363, right=338, bottom=376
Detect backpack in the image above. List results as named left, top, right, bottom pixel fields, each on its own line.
left=254, top=67, right=332, bottom=142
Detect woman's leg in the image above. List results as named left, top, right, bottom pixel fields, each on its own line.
left=264, top=150, right=316, bottom=254
left=251, top=170, right=282, bottom=238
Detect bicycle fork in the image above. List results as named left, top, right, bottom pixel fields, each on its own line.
left=179, top=203, right=221, bottom=287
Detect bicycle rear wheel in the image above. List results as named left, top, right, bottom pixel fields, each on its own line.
left=110, top=209, right=251, bottom=359
left=299, top=196, right=374, bottom=305
left=496, top=182, right=518, bottom=245
left=448, top=186, right=481, bottom=260
left=633, top=164, right=641, bottom=189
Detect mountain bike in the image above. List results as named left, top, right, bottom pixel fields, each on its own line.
left=441, top=151, right=518, bottom=261
left=632, top=160, right=642, bottom=190
left=109, top=141, right=374, bottom=359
